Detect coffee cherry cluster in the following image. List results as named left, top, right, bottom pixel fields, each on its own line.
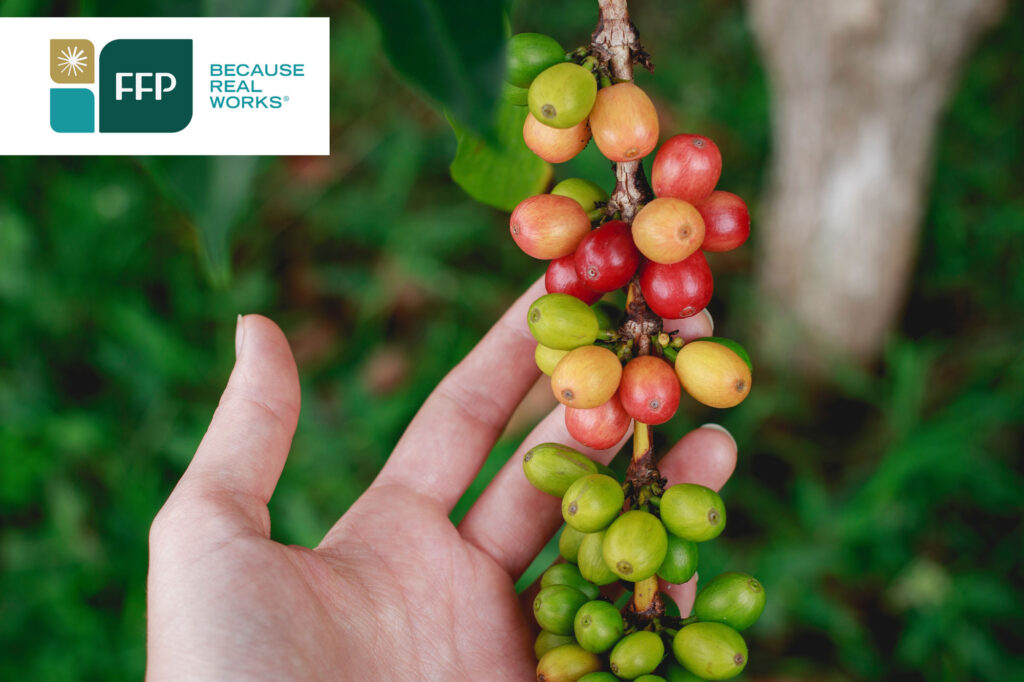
left=502, top=28, right=763, bottom=682
left=523, top=443, right=765, bottom=681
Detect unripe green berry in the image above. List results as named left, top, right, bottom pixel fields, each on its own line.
left=663, top=661, right=706, bottom=682
left=535, top=630, right=576, bottom=660
left=660, top=483, right=726, bottom=542
left=500, top=80, right=529, bottom=106
left=658, top=534, right=699, bottom=585
left=528, top=62, right=597, bottom=129
left=602, top=510, right=668, bottom=582
left=693, top=572, right=766, bottom=631
left=672, top=623, right=747, bottom=680
left=541, top=563, right=600, bottom=601
left=573, top=600, right=624, bottom=654
left=636, top=676, right=669, bottom=682
left=506, top=33, right=565, bottom=89
left=609, top=630, right=665, bottom=679
left=578, top=673, right=620, bottom=682
left=562, top=473, right=624, bottom=533
left=559, top=525, right=587, bottom=564
left=552, top=178, right=609, bottom=221
left=533, top=584, right=590, bottom=635
left=523, top=442, right=601, bottom=497
left=528, top=293, right=599, bottom=350
left=577, top=530, right=618, bottom=586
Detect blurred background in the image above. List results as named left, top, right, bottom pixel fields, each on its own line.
left=1, top=0, right=1022, bottom=680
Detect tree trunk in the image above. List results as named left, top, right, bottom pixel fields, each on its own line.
left=747, top=0, right=1004, bottom=366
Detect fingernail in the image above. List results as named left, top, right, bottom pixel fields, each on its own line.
left=700, top=423, right=736, bottom=449
left=702, top=308, right=714, bottom=334
left=235, top=314, right=246, bottom=358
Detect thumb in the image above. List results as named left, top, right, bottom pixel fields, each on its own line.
left=176, top=314, right=301, bottom=533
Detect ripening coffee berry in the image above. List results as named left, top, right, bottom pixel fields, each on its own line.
left=565, top=392, right=631, bottom=449
left=588, top=82, right=660, bottom=162
left=559, top=524, right=588, bottom=564
left=651, top=134, right=722, bottom=203
left=535, top=343, right=571, bottom=376
left=506, top=33, right=565, bottom=89
left=535, top=630, right=576, bottom=660
left=609, top=630, right=665, bottom=679
left=632, top=198, right=706, bottom=265
left=602, top=510, right=668, bottom=581
left=693, top=572, right=766, bottom=631
left=562, top=473, right=625, bottom=532
left=639, top=251, right=714, bottom=320
left=697, top=337, right=752, bottom=371
left=672, top=623, right=748, bottom=680
left=674, top=340, right=751, bottom=408
left=577, top=529, right=618, bottom=585
left=524, top=113, right=592, bottom=163
left=574, top=220, right=641, bottom=292
left=551, top=345, right=622, bottom=408
left=551, top=178, right=609, bottom=221
left=546, top=255, right=602, bottom=305
left=536, top=643, right=602, bottom=682
left=660, top=483, right=726, bottom=542
left=618, top=355, right=681, bottom=425
left=695, top=191, right=750, bottom=252
left=541, top=563, right=601, bottom=601
left=522, top=442, right=602, bottom=497
left=510, top=194, right=591, bottom=260
left=528, top=293, right=599, bottom=350
left=573, top=600, right=624, bottom=654
left=534, top=584, right=590, bottom=634
left=528, top=62, right=598, bottom=129
left=658, top=534, right=699, bottom=584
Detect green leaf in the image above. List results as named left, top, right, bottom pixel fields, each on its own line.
left=449, top=102, right=552, bottom=211
left=362, top=0, right=506, bottom=136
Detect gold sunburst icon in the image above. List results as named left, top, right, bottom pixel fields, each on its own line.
left=51, top=39, right=94, bottom=84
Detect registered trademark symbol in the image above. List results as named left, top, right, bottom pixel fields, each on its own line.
left=284, top=96, right=290, bottom=102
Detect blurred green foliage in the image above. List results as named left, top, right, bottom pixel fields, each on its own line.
left=1, top=1, right=1022, bottom=680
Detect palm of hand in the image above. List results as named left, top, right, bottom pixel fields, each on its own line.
left=147, top=287, right=735, bottom=680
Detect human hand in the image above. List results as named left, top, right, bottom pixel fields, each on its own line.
left=146, top=279, right=738, bottom=681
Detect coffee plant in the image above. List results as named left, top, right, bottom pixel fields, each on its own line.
left=491, top=2, right=764, bottom=680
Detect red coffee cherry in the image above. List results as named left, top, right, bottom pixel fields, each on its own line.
left=587, top=82, right=659, bottom=163
left=510, top=194, right=591, bottom=260
left=651, top=134, right=722, bottom=203
left=695, top=190, right=750, bottom=252
left=565, top=392, right=631, bottom=449
left=523, top=113, right=591, bottom=164
left=619, top=355, right=681, bottom=425
left=574, top=220, right=641, bottom=292
left=546, top=254, right=602, bottom=305
left=639, top=251, right=714, bottom=320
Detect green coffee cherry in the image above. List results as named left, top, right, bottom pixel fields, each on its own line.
left=559, top=525, right=587, bottom=564
left=523, top=442, right=601, bottom=497
left=662, top=663, right=705, bottom=682
left=572, top=600, right=624, bottom=654
left=501, top=80, right=529, bottom=106
left=577, top=530, right=618, bottom=586
left=528, top=62, right=597, bottom=129
left=562, top=473, right=624, bottom=533
left=533, top=584, right=590, bottom=635
left=506, top=33, right=565, bottom=88
left=528, top=293, right=599, bottom=350
left=658, top=534, right=699, bottom=585
left=535, top=630, right=576, bottom=660
left=672, top=623, right=747, bottom=680
left=536, top=343, right=570, bottom=376
left=541, top=563, right=600, bottom=601
left=693, top=572, right=766, bottom=631
left=602, top=510, right=668, bottom=582
left=536, top=643, right=602, bottom=682
left=695, top=337, right=752, bottom=372
left=590, top=301, right=620, bottom=332
left=609, top=630, right=665, bottom=679
left=552, top=178, right=609, bottom=221
left=636, top=676, right=669, bottom=682
left=660, top=484, right=726, bottom=542
left=578, top=673, right=620, bottom=682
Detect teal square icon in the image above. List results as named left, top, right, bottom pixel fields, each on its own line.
left=51, top=88, right=95, bottom=133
